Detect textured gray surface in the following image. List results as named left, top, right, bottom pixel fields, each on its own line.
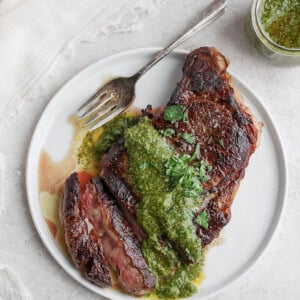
left=0, top=0, right=299, bottom=299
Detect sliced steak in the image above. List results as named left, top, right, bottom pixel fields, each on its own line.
left=100, top=139, right=147, bottom=241
left=60, top=173, right=155, bottom=296
left=60, top=173, right=111, bottom=288
left=87, top=178, right=155, bottom=295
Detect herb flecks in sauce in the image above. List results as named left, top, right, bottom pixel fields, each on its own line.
left=77, top=130, right=100, bottom=168
left=77, top=113, right=138, bottom=168
left=95, top=113, right=138, bottom=156
left=261, top=0, right=300, bottom=49
left=124, top=118, right=210, bottom=298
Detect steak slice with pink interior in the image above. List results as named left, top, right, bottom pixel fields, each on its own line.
left=60, top=173, right=111, bottom=288
left=60, top=172, right=155, bottom=295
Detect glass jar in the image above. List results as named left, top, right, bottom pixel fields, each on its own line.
left=246, top=0, right=300, bottom=67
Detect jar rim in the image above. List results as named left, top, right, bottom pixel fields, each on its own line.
left=252, top=0, right=300, bottom=55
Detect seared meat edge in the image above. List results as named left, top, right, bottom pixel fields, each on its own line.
left=60, top=172, right=155, bottom=295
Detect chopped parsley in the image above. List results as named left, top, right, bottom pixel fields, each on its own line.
left=160, top=128, right=175, bottom=137
left=218, top=139, right=225, bottom=149
left=164, top=153, right=210, bottom=198
left=183, top=109, right=189, bottom=123
left=195, top=211, right=209, bottom=229
left=139, top=162, right=149, bottom=170
left=192, top=143, right=201, bottom=160
left=164, top=105, right=187, bottom=123
left=182, top=132, right=195, bottom=144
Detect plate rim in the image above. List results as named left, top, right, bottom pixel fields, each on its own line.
left=26, top=47, right=288, bottom=299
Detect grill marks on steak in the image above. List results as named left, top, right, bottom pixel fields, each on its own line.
left=60, top=173, right=155, bottom=295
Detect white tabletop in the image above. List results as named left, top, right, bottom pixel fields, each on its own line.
left=0, top=0, right=299, bottom=299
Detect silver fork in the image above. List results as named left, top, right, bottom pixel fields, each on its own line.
left=77, top=0, right=227, bottom=131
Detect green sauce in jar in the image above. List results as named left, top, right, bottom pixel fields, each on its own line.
left=260, top=0, right=300, bottom=49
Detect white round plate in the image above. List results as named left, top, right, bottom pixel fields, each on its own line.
left=26, top=48, right=287, bottom=299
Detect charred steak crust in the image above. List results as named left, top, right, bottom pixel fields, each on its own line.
left=60, top=173, right=111, bottom=287
left=91, top=178, right=155, bottom=294
left=100, top=139, right=138, bottom=216
left=100, top=139, right=147, bottom=242
left=60, top=173, right=154, bottom=295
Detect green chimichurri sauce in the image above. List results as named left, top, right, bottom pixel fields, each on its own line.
left=124, top=118, right=204, bottom=299
left=77, top=113, right=138, bottom=168
left=79, top=115, right=209, bottom=299
left=260, top=0, right=300, bottom=49
left=95, top=114, right=138, bottom=156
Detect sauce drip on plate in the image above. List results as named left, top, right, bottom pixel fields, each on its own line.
left=38, top=116, right=89, bottom=254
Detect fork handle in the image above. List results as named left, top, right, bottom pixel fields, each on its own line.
left=135, top=0, right=227, bottom=78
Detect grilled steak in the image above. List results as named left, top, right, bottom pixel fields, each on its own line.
left=60, top=173, right=155, bottom=295
left=152, top=47, right=261, bottom=245
left=101, top=47, right=262, bottom=246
